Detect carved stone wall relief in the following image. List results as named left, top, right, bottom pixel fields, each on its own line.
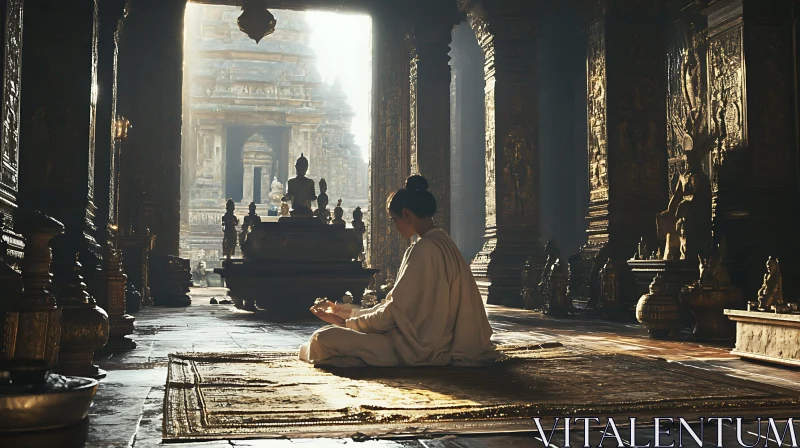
left=408, top=49, right=418, bottom=174
left=587, top=19, right=608, bottom=203
left=1, top=0, right=23, bottom=205
left=708, top=22, right=745, bottom=177
left=667, top=17, right=708, bottom=198
left=483, top=81, right=496, bottom=228
left=501, top=87, right=536, bottom=224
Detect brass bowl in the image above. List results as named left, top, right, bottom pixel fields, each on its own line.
left=0, top=375, right=98, bottom=432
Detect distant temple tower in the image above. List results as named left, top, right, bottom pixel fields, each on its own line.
left=241, top=133, right=274, bottom=205
left=179, top=5, right=368, bottom=271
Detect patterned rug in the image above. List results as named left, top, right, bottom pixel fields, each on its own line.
left=164, top=343, right=799, bottom=441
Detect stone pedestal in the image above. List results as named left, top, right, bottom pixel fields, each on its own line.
left=725, top=309, right=800, bottom=367
left=461, top=0, right=545, bottom=307
left=93, top=251, right=135, bottom=351
left=53, top=246, right=109, bottom=379
left=0, top=211, right=64, bottom=367
left=120, top=232, right=155, bottom=307
left=629, top=258, right=697, bottom=325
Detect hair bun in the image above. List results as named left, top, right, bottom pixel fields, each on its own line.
left=405, top=175, right=429, bottom=191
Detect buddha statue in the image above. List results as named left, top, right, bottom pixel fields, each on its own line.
left=351, top=206, right=366, bottom=261
left=282, top=153, right=317, bottom=217
left=757, top=257, right=784, bottom=310
left=656, top=132, right=717, bottom=261
left=332, top=199, right=346, bottom=226
left=222, top=199, right=239, bottom=260
left=240, top=202, right=261, bottom=247
left=314, top=178, right=331, bottom=223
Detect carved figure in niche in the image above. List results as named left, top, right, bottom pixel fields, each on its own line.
left=757, top=257, right=784, bottom=310
left=269, top=174, right=284, bottom=210
left=222, top=199, right=239, bottom=260
left=503, top=129, right=532, bottom=219
left=282, top=153, right=317, bottom=217
left=537, top=241, right=559, bottom=299
left=331, top=199, right=345, bottom=226
left=314, top=178, right=331, bottom=223
left=239, top=202, right=261, bottom=247
left=656, top=131, right=717, bottom=260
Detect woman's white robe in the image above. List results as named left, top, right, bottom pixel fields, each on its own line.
left=299, top=228, right=497, bottom=367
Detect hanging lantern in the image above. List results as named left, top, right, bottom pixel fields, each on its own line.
left=114, top=116, right=131, bottom=142
left=238, top=1, right=277, bottom=44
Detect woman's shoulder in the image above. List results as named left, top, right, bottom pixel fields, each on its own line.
left=412, top=229, right=453, bottom=255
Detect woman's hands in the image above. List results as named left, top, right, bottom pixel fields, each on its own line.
left=310, top=300, right=347, bottom=326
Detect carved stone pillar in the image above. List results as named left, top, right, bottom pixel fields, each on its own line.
left=704, top=0, right=800, bottom=299
left=571, top=1, right=669, bottom=312
left=409, top=9, right=455, bottom=234
left=117, top=0, right=190, bottom=307
left=18, top=0, right=110, bottom=377
left=0, top=0, right=25, bottom=271
left=460, top=0, right=544, bottom=307
left=368, top=9, right=411, bottom=277
left=92, top=0, right=135, bottom=351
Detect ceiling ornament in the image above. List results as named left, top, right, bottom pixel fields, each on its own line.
left=237, top=0, right=277, bottom=44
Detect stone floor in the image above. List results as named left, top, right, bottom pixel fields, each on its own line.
left=5, top=287, right=799, bottom=447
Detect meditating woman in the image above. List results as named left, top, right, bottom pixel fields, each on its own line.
left=299, top=175, right=497, bottom=367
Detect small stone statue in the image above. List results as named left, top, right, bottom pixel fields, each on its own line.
left=269, top=174, right=284, bottom=209
left=537, top=241, right=560, bottom=309
left=314, top=178, right=331, bottom=223
left=222, top=199, right=239, bottom=260
left=638, top=237, right=648, bottom=260
left=757, top=257, right=784, bottom=310
left=282, top=153, right=317, bottom=217
left=599, top=258, right=620, bottom=310
left=351, top=206, right=366, bottom=261
left=656, top=132, right=717, bottom=261
left=332, top=199, right=346, bottom=226
left=194, top=260, right=208, bottom=286
left=280, top=201, right=289, bottom=216
left=239, top=202, right=261, bottom=247
left=542, top=257, right=570, bottom=316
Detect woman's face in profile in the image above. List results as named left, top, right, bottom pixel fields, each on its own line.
left=390, top=210, right=416, bottom=240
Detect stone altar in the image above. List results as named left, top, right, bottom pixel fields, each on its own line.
left=725, top=309, right=800, bottom=368
left=216, top=215, right=378, bottom=316
left=216, top=161, right=377, bottom=317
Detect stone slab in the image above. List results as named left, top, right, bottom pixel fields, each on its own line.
left=725, top=309, right=800, bottom=367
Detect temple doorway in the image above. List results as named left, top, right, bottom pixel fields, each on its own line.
left=178, top=4, right=372, bottom=274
